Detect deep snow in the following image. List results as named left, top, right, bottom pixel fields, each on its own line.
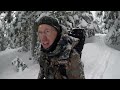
left=0, top=48, right=39, bottom=79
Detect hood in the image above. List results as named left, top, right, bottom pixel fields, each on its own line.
left=41, top=34, right=79, bottom=60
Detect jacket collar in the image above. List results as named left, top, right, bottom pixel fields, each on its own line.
left=41, top=34, right=79, bottom=60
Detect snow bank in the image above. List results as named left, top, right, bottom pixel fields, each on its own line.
left=0, top=47, right=22, bottom=56
left=0, top=48, right=39, bottom=79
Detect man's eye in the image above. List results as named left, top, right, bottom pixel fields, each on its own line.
left=46, top=30, right=50, bottom=32
left=46, top=30, right=51, bottom=34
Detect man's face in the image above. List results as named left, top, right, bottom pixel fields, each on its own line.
left=38, top=24, right=58, bottom=49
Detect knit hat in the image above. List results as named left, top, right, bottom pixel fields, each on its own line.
left=38, top=16, right=62, bottom=34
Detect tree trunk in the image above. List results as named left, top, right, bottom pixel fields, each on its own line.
left=31, top=24, right=37, bottom=57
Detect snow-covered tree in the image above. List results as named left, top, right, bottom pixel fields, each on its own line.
left=104, top=11, right=120, bottom=50
left=0, top=11, right=97, bottom=59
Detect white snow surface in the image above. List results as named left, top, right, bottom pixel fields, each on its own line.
left=82, top=34, right=120, bottom=79
left=0, top=34, right=120, bottom=79
left=0, top=48, right=39, bottom=79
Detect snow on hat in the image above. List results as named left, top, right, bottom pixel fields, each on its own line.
left=38, top=16, right=62, bottom=33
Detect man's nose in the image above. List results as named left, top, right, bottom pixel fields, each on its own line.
left=40, top=34, right=47, bottom=42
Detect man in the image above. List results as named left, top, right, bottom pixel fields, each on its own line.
left=37, top=16, right=85, bottom=79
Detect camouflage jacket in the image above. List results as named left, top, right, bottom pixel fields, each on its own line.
left=38, top=34, right=85, bottom=79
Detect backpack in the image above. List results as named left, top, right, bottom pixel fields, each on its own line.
left=68, top=28, right=85, bottom=58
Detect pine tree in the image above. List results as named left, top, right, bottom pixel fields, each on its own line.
left=104, top=11, right=120, bottom=50
left=0, top=11, right=96, bottom=58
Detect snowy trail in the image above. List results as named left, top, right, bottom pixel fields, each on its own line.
left=102, top=49, right=120, bottom=79
left=82, top=34, right=120, bottom=79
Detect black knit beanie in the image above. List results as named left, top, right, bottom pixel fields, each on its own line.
left=38, top=16, right=62, bottom=34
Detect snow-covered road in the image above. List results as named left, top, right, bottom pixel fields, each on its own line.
left=82, top=34, right=120, bottom=79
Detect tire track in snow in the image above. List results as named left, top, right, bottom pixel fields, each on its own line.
left=92, top=49, right=111, bottom=79
left=91, top=35, right=112, bottom=79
